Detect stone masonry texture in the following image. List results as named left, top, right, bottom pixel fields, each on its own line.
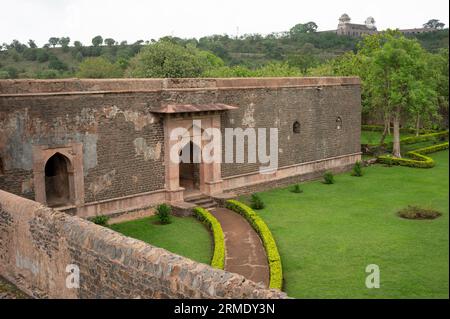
left=0, top=77, right=361, bottom=215
left=0, top=190, right=287, bottom=299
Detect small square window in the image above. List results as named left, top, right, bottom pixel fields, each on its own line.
left=293, top=121, right=301, bottom=134
left=336, top=117, right=343, bottom=130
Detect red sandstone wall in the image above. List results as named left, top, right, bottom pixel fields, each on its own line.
left=0, top=190, right=287, bottom=299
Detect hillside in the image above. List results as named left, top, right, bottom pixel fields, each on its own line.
left=0, top=29, right=448, bottom=79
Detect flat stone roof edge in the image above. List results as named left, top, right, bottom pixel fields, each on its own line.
left=0, top=77, right=360, bottom=95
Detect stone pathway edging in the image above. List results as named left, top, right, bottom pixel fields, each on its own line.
left=211, top=208, right=270, bottom=287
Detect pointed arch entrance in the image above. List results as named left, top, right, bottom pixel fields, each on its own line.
left=179, top=141, right=201, bottom=191
left=44, top=153, right=71, bottom=207
left=33, top=143, right=84, bottom=209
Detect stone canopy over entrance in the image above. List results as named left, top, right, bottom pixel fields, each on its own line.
left=155, top=103, right=238, bottom=202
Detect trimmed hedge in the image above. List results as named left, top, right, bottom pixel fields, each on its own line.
left=225, top=200, right=283, bottom=290
left=363, top=130, right=449, bottom=156
left=378, top=142, right=449, bottom=168
left=193, top=207, right=225, bottom=270
left=362, top=125, right=437, bottom=134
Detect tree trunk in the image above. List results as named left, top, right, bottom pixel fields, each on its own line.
left=380, top=114, right=390, bottom=145
left=415, top=114, right=420, bottom=136
left=392, top=109, right=401, bottom=158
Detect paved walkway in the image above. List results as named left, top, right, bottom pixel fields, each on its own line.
left=212, top=208, right=269, bottom=287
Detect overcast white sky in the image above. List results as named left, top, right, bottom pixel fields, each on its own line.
left=0, top=0, right=448, bottom=46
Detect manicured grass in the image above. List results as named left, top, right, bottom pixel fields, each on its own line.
left=109, top=215, right=212, bottom=265
left=244, top=151, right=449, bottom=298
left=361, top=130, right=415, bottom=145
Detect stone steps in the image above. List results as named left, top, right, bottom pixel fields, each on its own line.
left=185, top=194, right=217, bottom=211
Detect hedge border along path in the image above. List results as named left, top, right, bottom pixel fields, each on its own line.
left=193, top=207, right=225, bottom=269
left=363, top=130, right=449, bottom=150
left=378, top=142, right=449, bottom=168
left=225, top=200, right=283, bottom=290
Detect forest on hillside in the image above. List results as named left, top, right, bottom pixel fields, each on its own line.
left=0, top=20, right=448, bottom=79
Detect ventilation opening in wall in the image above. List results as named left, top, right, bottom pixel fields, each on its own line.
left=293, top=121, right=301, bottom=134
left=336, top=117, right=343, bottom=130
left=45, top=153, right=71, bottom=207
left=0, top=156, right=4, bottom=175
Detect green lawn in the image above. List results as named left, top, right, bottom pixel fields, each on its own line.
left=109, top=215, right=212, bottom=265
left=245, top=151, right=449, bottom=298
left=361, top=130, right=414, bottom=145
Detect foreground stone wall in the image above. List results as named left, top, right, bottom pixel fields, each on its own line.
left=0, top=190, right=286, bottom=299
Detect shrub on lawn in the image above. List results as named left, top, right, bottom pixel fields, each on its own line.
left=397, top=206, right=442, bottom=220
left=250, top=193, right=265, bottom=210
left=226, top=200, right=283, bottom=290
left=91, top=215, right=109, bottom=226
left=193, top=207, right=225, bottom=269
left=352, top=161, right=363, bottom=177
left=156, top=203, right=172, bottom=225
left=323, top=171, right=335, bottom=184
left=291, top=184, right=304, bottom=193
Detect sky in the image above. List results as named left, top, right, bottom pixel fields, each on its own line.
left=0, top=0, right=449, bottom=46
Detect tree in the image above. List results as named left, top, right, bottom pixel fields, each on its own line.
left=77, top=57, right=123, bottom=78
left=73, top=41, right=83, bottom=48
left=92, top=35, right=103, bottom=47
left=369, top=33, right=433, bottom=157
left=287, top=43, right=319, bottom=73
left=59, top=37, right=71, bottom=51
left=36, top=49, right=50, bottom=62
left=290, top=22, right=318, bottom=37
left=423, top=19, right=446, bottom=30
left=104, top=38, right=116, bottom=46
left=28, top=39, right=37, bottom=49
left=48, top=37, right=60, bottom=48
left=10, top=40, right=27, bottom=53
left=48, top=55, right=68, bottom=71
left=126, top=40, right=216, bottom=78
left=309, top=31, right=440, bottom=156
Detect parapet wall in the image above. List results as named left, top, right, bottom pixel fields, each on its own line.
left=0, top=77, right=360, bottom=95
left=0, top=190, right=287, bottom=299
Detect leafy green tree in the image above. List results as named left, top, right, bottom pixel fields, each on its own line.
left=368, top=32, right=435, bottom=157
left=10, top=40, right=27, bottom=53
left=74, top=41, right=83, bottom=48
left=23, top=48, right=37, bottom=61
left=104, top=38, right=116, bottom=46
left=423, top=19, right=446, bottom=30
left=126, top=40, right=214, bottom=78
left=77, top=57, right=123, bottom=78
left=48, top=55, right=68, bottom=71
left=48, top=37, right=60, bottom=48
left=28, top=39, right=37, bottom=48
left=290, top=22, right=318, bottom=37
left=92, top=35, right=103, bottom=47
left=36, top=49, right=50, bottom=62
left=287, top=43, right=319, bottom=73
left=310, top=31, right=441, bottom=156
left=59, top=37, right=70, bottom=52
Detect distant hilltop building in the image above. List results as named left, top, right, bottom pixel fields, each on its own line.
left=334, top=13, right=435, bottom=37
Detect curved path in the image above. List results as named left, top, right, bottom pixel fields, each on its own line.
left=212, top=208, right=269, bottom=287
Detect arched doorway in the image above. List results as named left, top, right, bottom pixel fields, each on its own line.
left=179, top=141, right=201, bottom=192
left=44, top=153, right=71, bottom=207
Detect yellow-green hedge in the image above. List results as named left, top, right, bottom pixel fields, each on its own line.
left=193, top=207, right=225, bottom=270
left=378, top=142, right=449, bottom=168
left=225, top=200, right=283, bottom=290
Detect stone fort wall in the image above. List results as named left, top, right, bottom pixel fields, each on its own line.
left=0, top=189, right=287, bottom=298
left=0, top=77, right=361, bottom=216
